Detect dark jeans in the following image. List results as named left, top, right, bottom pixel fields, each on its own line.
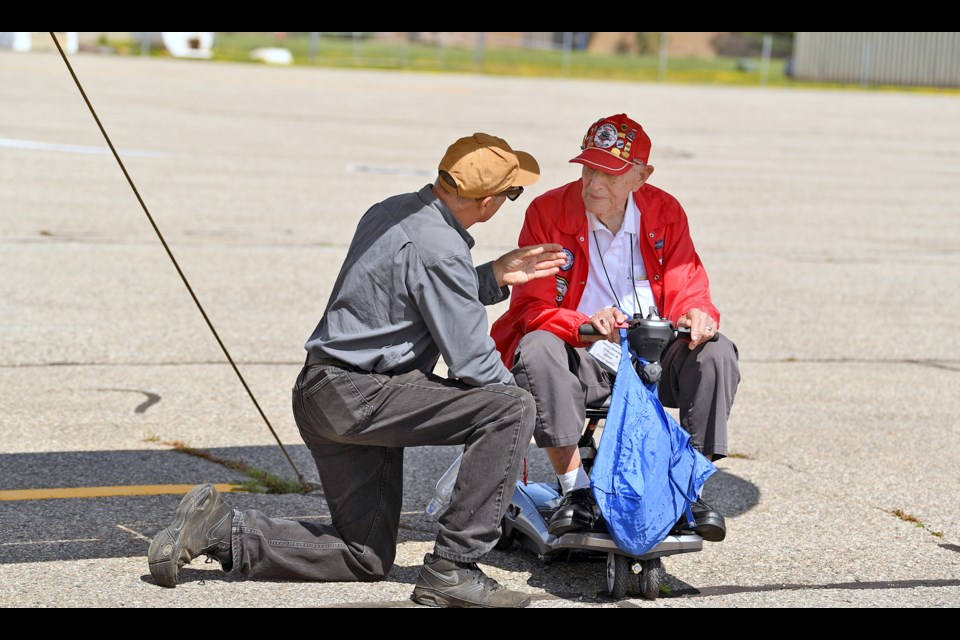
left=512, top=330, right=739, bottom=460
left=229, top=363, right=535, bottom=581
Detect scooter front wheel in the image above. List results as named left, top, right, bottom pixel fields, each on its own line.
left=605, top=553, right=632, bottom=599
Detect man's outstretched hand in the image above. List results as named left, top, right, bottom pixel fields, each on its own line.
left=493, top=244, right=566, bottom=287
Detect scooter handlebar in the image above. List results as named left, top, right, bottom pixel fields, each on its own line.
left=577, top=323, right=604, bottom=336
left=577, top=323, right=719, bottom=342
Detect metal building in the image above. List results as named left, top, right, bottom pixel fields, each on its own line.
left=793, top=32, right=960, bottom=88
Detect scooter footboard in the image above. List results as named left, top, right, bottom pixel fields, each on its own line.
left=501, top=481, right=559, bottom=556
left=501, top=481, right=704, bottom=560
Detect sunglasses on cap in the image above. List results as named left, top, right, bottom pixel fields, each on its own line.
left=497, top=186, right=524, bottom=201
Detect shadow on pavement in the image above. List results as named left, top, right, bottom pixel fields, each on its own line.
left=0, top=445, right=451, bottom=565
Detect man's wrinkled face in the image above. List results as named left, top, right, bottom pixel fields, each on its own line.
left=580, top=165, right=648, bottom=219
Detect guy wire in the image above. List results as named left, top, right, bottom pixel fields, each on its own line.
left=49, top=33, right=317, bottom=493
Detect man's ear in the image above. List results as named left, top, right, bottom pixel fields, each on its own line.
left=633, top=164, right=655, bottom=191
left=478, top=195, right=501, bottom=220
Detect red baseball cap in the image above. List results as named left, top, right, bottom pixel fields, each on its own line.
left=569, top=113, right=651, bottom=176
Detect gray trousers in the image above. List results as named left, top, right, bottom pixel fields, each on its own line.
left=512, top=330, right=739, bottom=460
left=230, top=362, right=535, bottom=581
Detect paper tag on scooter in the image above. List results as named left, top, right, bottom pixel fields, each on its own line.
left=587, top=340, right=621, bottom=375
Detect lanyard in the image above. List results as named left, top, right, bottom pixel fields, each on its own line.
left=592, top=230, right=643, bottom=313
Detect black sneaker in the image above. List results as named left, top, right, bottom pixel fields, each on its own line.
left=148, top=483, right=234, bottom=587
left=673, top=498, right=726, bottom=542
left=547, top=487, right=600, bottom=537
left=412, top=553, right=531, bottom=608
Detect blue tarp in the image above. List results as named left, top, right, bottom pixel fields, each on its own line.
left=590, top=331, right=717, bottom=556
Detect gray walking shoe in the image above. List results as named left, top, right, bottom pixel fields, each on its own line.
left=148, top=483, right=234, bottom=587
left=412, top=553, right=531, bottom=608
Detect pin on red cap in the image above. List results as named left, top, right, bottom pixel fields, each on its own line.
left=569, top=113, right=651, bottom=176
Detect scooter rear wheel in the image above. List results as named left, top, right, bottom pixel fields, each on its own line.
left=493, top=517, right=515, bottom=551
left=639, top=557, right=665, bottom=600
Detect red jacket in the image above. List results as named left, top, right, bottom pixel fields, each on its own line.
left=491, top=179, right=719, bottom=368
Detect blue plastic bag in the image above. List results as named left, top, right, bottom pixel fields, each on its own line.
left=590, top=330, right=717, bottom=556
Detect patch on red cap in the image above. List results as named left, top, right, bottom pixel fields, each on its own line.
left=569, top=114, right=651, bottom=175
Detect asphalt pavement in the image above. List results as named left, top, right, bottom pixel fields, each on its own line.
left=1, top=50, right=958, bottom=607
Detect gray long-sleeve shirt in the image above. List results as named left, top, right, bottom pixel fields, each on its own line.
left=305, top=185, right=514, bottom=387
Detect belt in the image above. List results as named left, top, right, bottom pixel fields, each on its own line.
left=304, top=352, right=352, bottom=368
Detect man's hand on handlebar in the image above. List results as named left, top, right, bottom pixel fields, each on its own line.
left=677, top=308, right=717, bottom=350
left=582, top=306, right=629, bottom=343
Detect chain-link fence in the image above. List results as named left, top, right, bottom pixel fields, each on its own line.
left=112, top=32, right=796, bottom=86
left=6, top=32, right=801, bottom=86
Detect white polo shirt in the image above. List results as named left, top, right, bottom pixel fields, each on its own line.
left=576, top=195, right=656, bottom=319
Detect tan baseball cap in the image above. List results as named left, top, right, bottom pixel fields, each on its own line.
left=438, top=133, right=540, bottom=199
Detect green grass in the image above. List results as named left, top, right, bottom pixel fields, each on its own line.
left=889, top=508, right=945, bottom=539
left=155, top=438, right=306, bottom=494
left=114, top=33, right=960, bottom=98
left=210, top=33, right=792, bottom=86
left=122, top=33, right=794, bottom=87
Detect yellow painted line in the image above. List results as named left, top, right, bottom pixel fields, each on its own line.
left=116, top=524, right=151, bottom=541
left=1, top=538, right=99, bottom=546
left=0, top=484, right=241, bottom=501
